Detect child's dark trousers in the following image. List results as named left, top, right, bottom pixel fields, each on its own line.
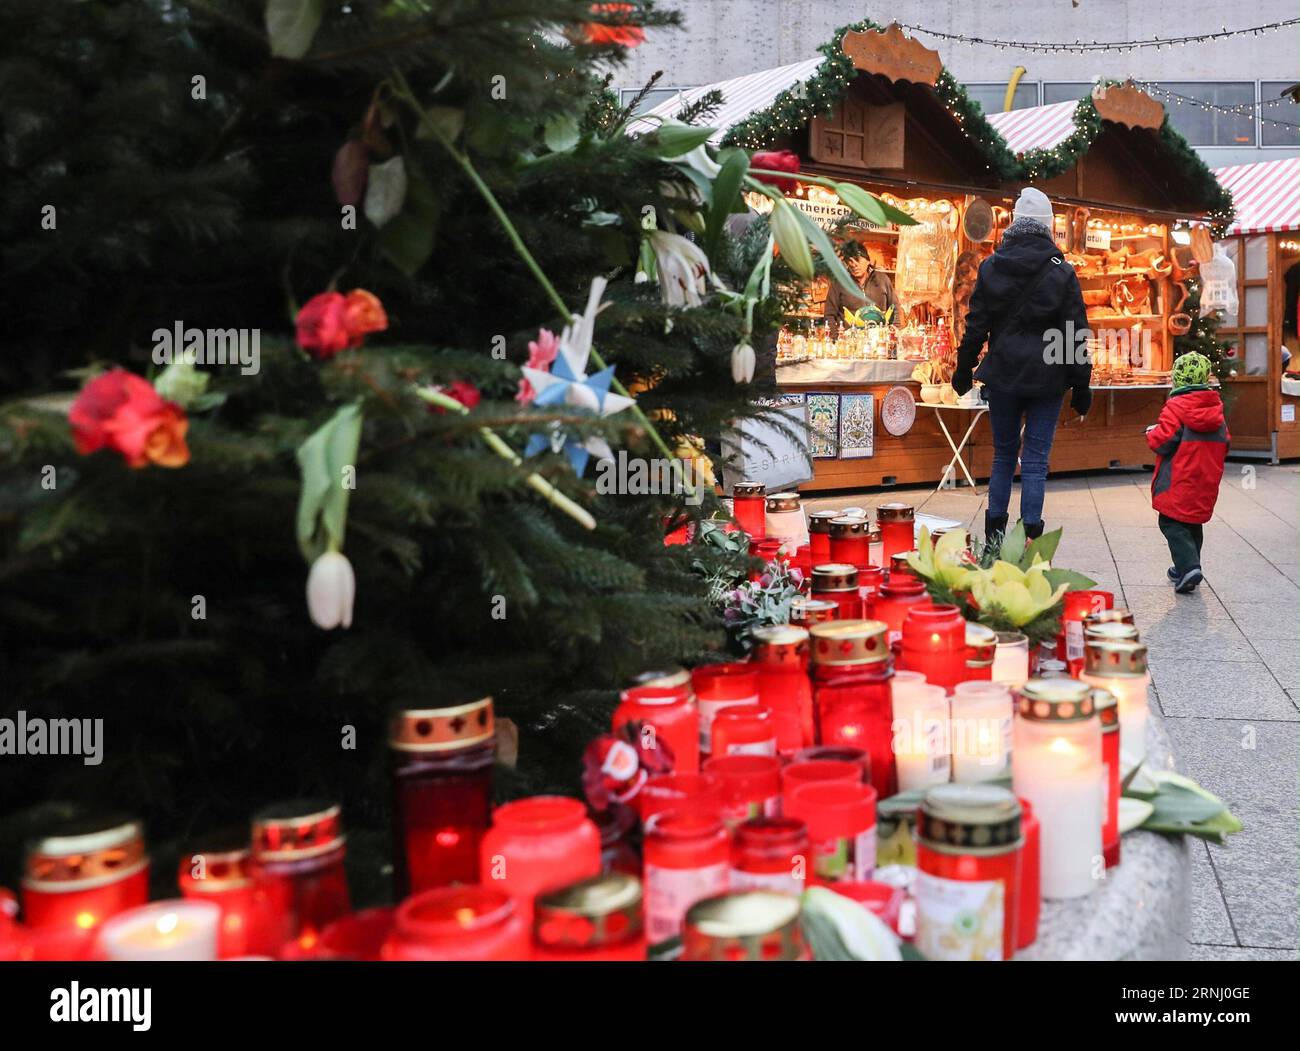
left=1158, top=513, right=1203, bottom=575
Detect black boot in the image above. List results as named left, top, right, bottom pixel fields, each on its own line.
left=1023, top=520, right=1045, bottom=540
left=984, top=511, right=1009, bottom=544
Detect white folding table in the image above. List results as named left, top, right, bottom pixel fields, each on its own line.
left=917, top=402, right=988, bottom=493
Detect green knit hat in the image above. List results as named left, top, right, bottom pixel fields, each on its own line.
left=1172, top=351, right=1211, bottom=389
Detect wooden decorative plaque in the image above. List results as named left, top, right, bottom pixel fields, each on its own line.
left=840, top=23, right=942, bottom=87
left=1092, top=81, right=1165, bottom=131
left=809, top=98, right=905, bottom=170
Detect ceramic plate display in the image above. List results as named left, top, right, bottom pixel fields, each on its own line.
left=881, top=385, right=916, bottom=436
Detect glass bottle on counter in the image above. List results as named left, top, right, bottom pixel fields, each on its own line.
left=389, top=698, right=496, bottom=899
left=808, top=619, right=898, bottom=799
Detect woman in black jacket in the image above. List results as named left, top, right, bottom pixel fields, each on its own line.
left=952, top=187, right=1092, bottom=541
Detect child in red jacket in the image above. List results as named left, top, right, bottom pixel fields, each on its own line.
left=1146, top=352, right=1230, bottom=593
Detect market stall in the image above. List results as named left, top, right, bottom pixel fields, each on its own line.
left=1211, top=157, right=1300, bottom=460
left=641, top=31, right=1231, bottom=492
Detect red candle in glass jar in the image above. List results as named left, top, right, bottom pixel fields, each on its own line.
left=642, top=810, right=730, bottom=949
left=382, top=886, right=528, bottom=961
left=1093, top=688, right=1122, bottom=868
left=703, top=754, right=783, bottom=827
left=692, top=663, right=761, bottom=759
left=710, top=704, right=777, bottom=757
left=639, top=772, right=723, bottom=823
left=20, top=814, right=149, bottom=935
left=791, top=597, right=838, bottom=628
left=730, top=818, right=810, bottom=895
left=179, top=842, right=279, bottom=959
left=781, top=759, right=864, bottom=813
left=251, top=800, right=352, bottom=956
left=828, top=516, right=872, bottom=570
left=480, top=796, right=601, bottom=928
left=1015, top=798, right=1041, bottom=950
left=915, top=784, right=1022, bottom=961
left=808, top=510, right=839, bottom=564
left=811, top=563, right=863, bottom=619
left=808, top=620, right=897, bottom=798
left=876, top=502, right=915, bottom=563
left=389, top=697, right=496, bottom=898
left=857, top=565, right=884, bottom=611
left=318, top=906, right=394, bottom=961
left=786, top=781, right=878, bottom=882
left=793, top=744, right=871, bottom=777
left=613, top=681, right=699, bottom=774
left=732, top=480, right=767, bottom=539
left=964, top=622, right=998, bottom=681
left=532, top=872, right=646, bottom=961
left=872, top=576, right=928, bottom=646
left=751, top=625, right=814, bottom=754
left=897, top=602, right=967, bottom=693
left=791, top=544, right=813, bottom=584
left=1059, top=589, right=1114, bottom=672
left=889, top=551, right=918, bottom=582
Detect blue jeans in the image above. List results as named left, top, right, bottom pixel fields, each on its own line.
left=985, top=390, right=1064, bottom=527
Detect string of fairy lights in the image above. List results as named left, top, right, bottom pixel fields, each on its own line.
left=1133, top=83, right=1300, bottom=132
left=897, top=18, right=1300, bottom=54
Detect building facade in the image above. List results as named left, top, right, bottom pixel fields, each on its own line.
left=613, top=1, right=1298, bottom=167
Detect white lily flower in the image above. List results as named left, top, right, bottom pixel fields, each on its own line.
left=681, top=143, right=721, bottom=179
left=307, top=550, right=355, bottom=630
left=731, top=342, right=755, bottom=384
left=648, top=230, right=710, bottom=308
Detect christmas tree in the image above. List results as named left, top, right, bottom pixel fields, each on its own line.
left=0, top=0, right=892, bottom=902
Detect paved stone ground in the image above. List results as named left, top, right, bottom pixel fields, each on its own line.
left=805, top=462, right=1300, bottom=961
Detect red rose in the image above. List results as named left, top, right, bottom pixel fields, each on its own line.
left=70, top=369, right=190, bottom=469
left=750, top=149, right=800, bottom=193
left=583, top=3, right=645, bottom=48
left=342, top=289, right=388, bottom=338
left=296, top=291, right=353, bottom=359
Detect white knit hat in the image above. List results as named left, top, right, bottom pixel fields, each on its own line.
left=1013, top=187, right=1054, bottom=226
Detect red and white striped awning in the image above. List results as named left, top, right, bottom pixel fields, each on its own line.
left=627, top=57, right=824, bottom=144
left=1213, top=157, right=1300, bottom=235
left=984, top=100, right=1079, bottom=155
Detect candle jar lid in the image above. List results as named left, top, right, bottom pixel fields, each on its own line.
left=1036, top=657, right=1069, bottom=678
left=965, top=622, right=998, bottom=664
left=630, top=666, right=694, bottom=694
left=252, top=800, right=345, bottom=862
left=765, top=492, right=801, bottom=513
left=876, top=794, right=919, bottom=839
left=808, top=510, right=841, bottom=534
left=889, top=551, right=917, bottom=572
left=682, top=891, right=804, bottom=961
left=750, top=625, right=810, bottom=665
left=811, top=562, right=859, bottom=592
left=535, top=872, right=644, bottom=951
left=179, top=834, right=254, bottom=891
left=838, top=506, right=868, bottom=519
left=389, top=697, right=495, bottom=752
left=930, top=528, right=970, bottom=548
left=733, top=480, right=766, bottom=498
left=809, top=619, right=891, bottom=666
left=1084, top=622, right=1139, bottom=644
left=1092, top=687, right=1120, bottom=734
left=879, top=576, right=926, bottom=598
left=828, top=516, right=870, bottom=538
left=917, top=783, right=1022, bottom=857
left=875, top=502, right=914, bottom=523
left=1084, top=639, right=1148, bottom=677
left=1016, top=678, right=1097, bottom=722
left=23, top=813, right=147, bottom=891
left=1083, top=607, right=1135, bottom=627
left=791, top=597, right=839, bottom=626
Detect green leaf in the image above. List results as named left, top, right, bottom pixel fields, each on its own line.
left=295, top=403, right=363, bottom=563
left=999, top=520, right=1026, bottom=562
left=651, top=123, right=717, bottom=158
left=1042, top=567, right=1098, bottom=592
left=770, top=199, right=813, bottom=280
left=703, top=148, right=749, bottom=261
left=1145, top=782, right=1228, bottom=826
left=378, top=167, right=441, bottom=276
left=899, top=942, right=928, bottom=961
left=543, top=114, right=580, bottom=153
left=1024, top=526, right=1062, bottom=566
left=834, top=182, right=888, bottom=226
left=875, top=196, right=921, bottom=227
left=265, top=0, right=322, bottom=59
left=414, top=105, right=465, bottom=143
left=799, top=910, right=855, bottom=962
left=790, top=204, right=859, bottom=296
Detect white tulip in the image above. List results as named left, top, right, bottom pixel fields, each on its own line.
left=731, top=342, right=755, bottom=384
left=306, top=550, right=355, bottom=630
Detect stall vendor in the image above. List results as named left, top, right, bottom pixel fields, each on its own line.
left=823, top=243, right=896, bottom=337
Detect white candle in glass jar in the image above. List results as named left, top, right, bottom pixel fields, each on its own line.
left=891, top=682, right=950, bottom=791
left=1080, top=640, right=1149, bottom=767
left=764, top=493, right=808, bottom=547
left=991, top=631, right=1030, bottom=689
left=1012, top=679, right=1104, bottom=900
left=950, top=681, right=1012, bottom=782
left=98, top=900, right=221, bottom=961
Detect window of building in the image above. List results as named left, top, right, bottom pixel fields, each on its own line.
left=1260, top=81, right=1300, bottom=148
left=619, top=87, right=688, bottom=116
left=1150, top=82, right=1255, bottom=146
left=962, top=82, right=1039, bottom=115
left=1043, top=82, right=1092, bottom=106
